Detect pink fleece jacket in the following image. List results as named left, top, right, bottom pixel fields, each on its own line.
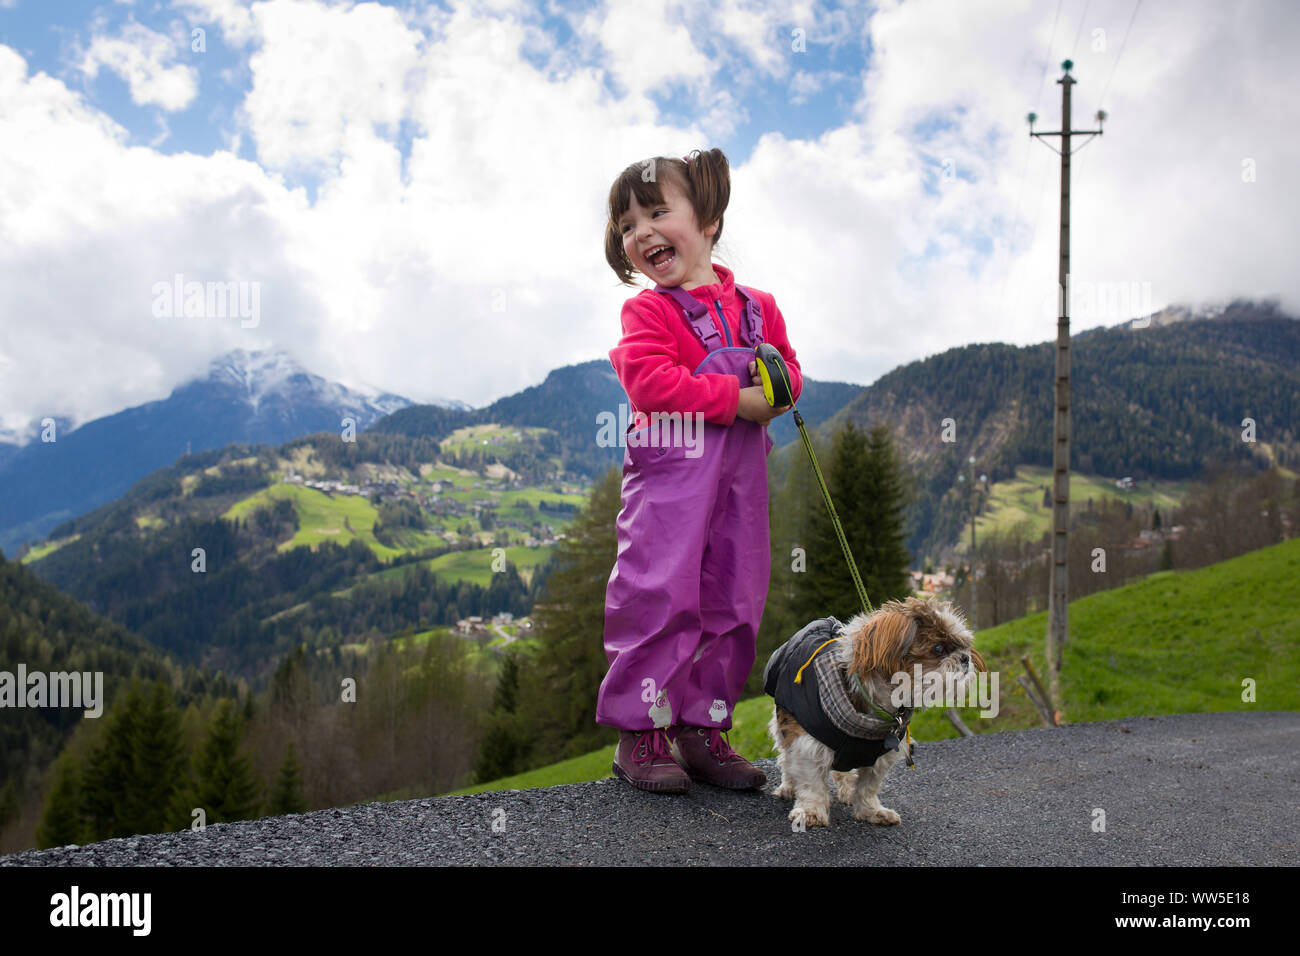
left=608, top=263, right=803, bottom=427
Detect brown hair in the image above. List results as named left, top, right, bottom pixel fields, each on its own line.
left=604, top=148, right=731, bottom=286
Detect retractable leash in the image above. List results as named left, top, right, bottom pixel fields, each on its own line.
left=754, top=343, right=875, bottom=619
left=759, top=343, right=920, bottom=770
left=757, top=344, right=916, bottom=769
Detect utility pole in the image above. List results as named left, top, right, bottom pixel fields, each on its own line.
left=1028, top=60, right=1105, bottom=722
left=957, top=456, right=986, bottom=628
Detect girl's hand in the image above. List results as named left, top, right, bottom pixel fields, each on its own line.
left=736, top=385, right=791, bottom=424
left=739, top=360, right=791, bottom=423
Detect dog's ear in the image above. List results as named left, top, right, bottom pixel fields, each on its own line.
left=850, top=606, right=916, bottom=677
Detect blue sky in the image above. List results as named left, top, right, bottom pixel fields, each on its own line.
left=1, top=0, right=876, bottom=201
left=0, top=0, right=1296, bottom=439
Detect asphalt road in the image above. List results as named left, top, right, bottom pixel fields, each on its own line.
left=3, top=711, right=1296, bottom=866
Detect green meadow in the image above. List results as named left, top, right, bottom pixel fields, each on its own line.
left=955, top=464, right=1191, bottom=555
left=223, top=483, right=406, bottom=560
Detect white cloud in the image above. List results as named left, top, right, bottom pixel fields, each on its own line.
left=718, top=0, right=1300, bottom=385
left=77, top=19, right=199, bottom=110
left=239, top=0, right=421, bottom=172
left=1, top=0, right=1298, bottom=444
left=172, top=0, right=258, bottom=48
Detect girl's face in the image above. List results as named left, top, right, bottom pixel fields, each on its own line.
left=618, top=178, right=718, bottom=289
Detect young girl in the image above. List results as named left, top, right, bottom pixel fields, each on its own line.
left=597, top=147, right=803, bottom=793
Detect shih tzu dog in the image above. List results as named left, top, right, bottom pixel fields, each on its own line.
left=763, top=595, right=985, bottom=828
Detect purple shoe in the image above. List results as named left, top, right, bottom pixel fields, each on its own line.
left=612, top=729, right=691, bottom=794
left=673, top=726, right=767, bottom=790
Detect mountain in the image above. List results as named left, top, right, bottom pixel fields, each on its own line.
left=804, top=298, right=1299, bottom=556
left=369, top=359, right=868, bottom=477
left=0, top=349, right=423, bottom=556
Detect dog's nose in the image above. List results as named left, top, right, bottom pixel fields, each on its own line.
left=961, top=653, right=970, bottom=666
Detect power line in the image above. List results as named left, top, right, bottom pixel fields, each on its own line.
left=1070, top=0, right=1092, bottom=61
left=1033, top=0, right=1066, bottom=115
left=1076, top=0, right=1142, bottom=223
left=1001, top=0, right=1065, bottom=322
left=1095, top=0, right=1142, bottom=114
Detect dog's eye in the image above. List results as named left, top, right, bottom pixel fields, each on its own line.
left=934, top=644, right=947, bottom=656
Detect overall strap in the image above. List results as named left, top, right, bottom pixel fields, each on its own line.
left=653, top=284, right=721, bottom=351
left=653, top=281, right=766, bottom=350
left=735, top=285, right=764, bottom=348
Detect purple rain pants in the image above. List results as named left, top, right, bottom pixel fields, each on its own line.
left=597, top=295, right=774, bottom=733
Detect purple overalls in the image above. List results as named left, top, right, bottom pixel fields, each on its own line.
left=596, top=282, right=775, bottom=732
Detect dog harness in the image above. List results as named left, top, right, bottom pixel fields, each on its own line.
left=763, top=617, right=914, bottom=772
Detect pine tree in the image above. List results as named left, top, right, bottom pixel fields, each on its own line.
left=796, top=422, right=866, bottom=621
left=121, top=680, right=186, bottom=837
left=80, top=680, right=146, bottom=841
left=36, top=756, right=84, bottom=849
left=189, top=699, right=263, bottom=823
left=860, top=423, right=914, bottom=606
left=793, top=421, right=912, bottom=622
left=473, top=650, right=533, bottom=782
left=268, top=742, right=308, bottom=816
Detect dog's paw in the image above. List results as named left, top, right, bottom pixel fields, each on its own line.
left=772, top=782, right=794, bottom=800
left=790, top=804, right=830, bottom=828
left=854, top=805, right=901, bottom=825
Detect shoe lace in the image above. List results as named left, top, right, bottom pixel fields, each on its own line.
left=633, top=729, right=674, bottom=765
left=705, top=728, right=742, bottom=763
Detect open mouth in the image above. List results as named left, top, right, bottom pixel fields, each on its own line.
left=645, top=244, right=676, bottom=272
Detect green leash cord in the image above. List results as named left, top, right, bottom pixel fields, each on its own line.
left=753, top=343, right=875, bottom=617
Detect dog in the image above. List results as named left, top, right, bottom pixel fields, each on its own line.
left=765, top=595, right=985, bottom=828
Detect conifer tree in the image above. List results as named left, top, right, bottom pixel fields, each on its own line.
left=268, top=742, right=308, bottom=816
left=36, top=756, right=84, bottom=849
left=473, top=649, right=533, bottom=782
left=188, top=698, right=263, bottom=823
left=859, top=423, right=914, bottom=606
left=795, top=421, right=870, bottom=622
left=80, top=680, right=146, bottom=841
left=122, top=680, right=186, bottom=837
left=793, top=421, right=912, bottom=623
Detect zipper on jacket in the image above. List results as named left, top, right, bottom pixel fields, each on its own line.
left=713, top=299, right=733, bottom=347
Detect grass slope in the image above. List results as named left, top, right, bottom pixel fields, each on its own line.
left=955, top=464, right=1192, bottom=555
left=445, top=536, right=1300, bottom=796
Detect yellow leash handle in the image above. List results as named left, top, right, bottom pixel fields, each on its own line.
left=754, top=343, right=794, bottom=408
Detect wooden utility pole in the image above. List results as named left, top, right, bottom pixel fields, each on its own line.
left=1028, top=60, right=1105, bottom=719
left=958, top=455, right=985, bottom=628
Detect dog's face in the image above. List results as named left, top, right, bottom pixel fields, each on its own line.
left=842, top=596, right=985, bottom=706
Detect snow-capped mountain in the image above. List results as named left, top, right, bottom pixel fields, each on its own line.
left=0, top=348, right=438, bottom=555
left=195, top=348, right=424, bottom=432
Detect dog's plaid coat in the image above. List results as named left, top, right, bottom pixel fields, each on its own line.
left=763, top=616, right=912, bottom=772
